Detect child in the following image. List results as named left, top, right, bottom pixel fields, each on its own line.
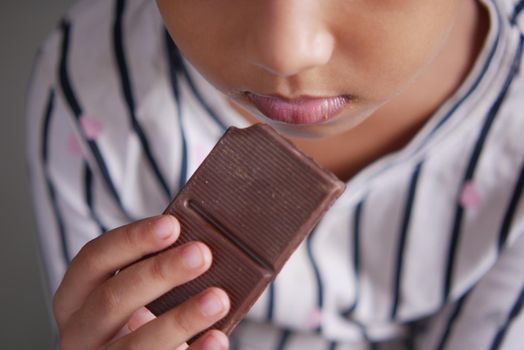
left=26, top=0, right=524, bottom=349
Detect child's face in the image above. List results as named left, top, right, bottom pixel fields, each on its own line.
left=157, top=0, right=461, bottom=137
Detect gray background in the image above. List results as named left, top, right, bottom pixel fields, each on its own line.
left=1, top=1, right=72, bottom=348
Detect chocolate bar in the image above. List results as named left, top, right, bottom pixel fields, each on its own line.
left=147, top=123, right=345, bottom=336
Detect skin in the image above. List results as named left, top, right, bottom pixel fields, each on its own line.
left=157, top=0, right=489, bottom=180
left=54, top=216, right=230, bottom=350
left=54, top=1, right=489, bottom=348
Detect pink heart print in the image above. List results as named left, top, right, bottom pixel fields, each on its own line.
left=67, top=133, right=83, bottom=156
left=460, top=181, right=482, bottom=209
left=304, top=307, right=323, bottom=330
left=80, top=115, right=104, bottom=140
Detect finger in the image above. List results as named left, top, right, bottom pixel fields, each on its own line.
left=107, top=288, right=230, bottom=350
left=188, top=330, right=229, bottom=350
left=63, top=241, right=212, bottom=349
left=110, top=307, right=156, bottom=343
left=54, top=215, right=179, bottom=326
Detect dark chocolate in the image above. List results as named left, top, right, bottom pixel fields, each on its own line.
left=147, top=123, right=345, bottom=336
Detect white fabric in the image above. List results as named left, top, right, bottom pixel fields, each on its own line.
left=26, top=0, right=524, bottom=348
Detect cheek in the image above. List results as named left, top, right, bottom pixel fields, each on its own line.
left=156, top=0, right=245, bottom=93
left=337, top=1, right=458, bottom=100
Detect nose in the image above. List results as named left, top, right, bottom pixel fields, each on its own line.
left=247, top=1, right=335, bottom=77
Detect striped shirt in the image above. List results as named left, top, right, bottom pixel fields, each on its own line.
left=26, top=0, right=524, bottom=349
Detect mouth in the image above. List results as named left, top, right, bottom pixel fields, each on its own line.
left=245, top=92, right=351, bottom=125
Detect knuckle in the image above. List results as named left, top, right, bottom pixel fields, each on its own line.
left=122, top=223, right=142, bottom=250
left=170, top=310, right=196, bottom=336
left=71, top=240, right=103, bottom=275
left=94, top=285, right=121, bottom=315
left=75, top=239, right=96, bottom=262
left=149, top=254, right=170, bottom=283
left=80, top=250, right=105, bottom=278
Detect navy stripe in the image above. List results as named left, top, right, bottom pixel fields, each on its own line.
left=348, top=317, right=376, bottom=347
left=443, top=36, right=524, bottom=302
left=276, top=329, right=291, bottom=350
left=422, top=37, right=499, bottom=143
left=164, top=31, right=189, bottom=189
left=498, top=155, right=524, bottom=250
left=267, top=281, right=275, bottom=321
left=328, top=341, right=337, bottom=350
left=354, top=319, right=375, bottom=347
left=306, top=227, right=324, bottom=333
left=41, top=89, right=71, bottom=264
left=166, top=35, right=228, bottom=131
left=435, top=294, right=469, bottom=350
left=350, top=200, right=372, bottom=349
left=342, top=198, right=365, bottom=316
left=488, top=284, right=524, bottom=350
left=84, top=164, right=107, bottom=234
left=113, top=0, right=172, bottom=199
left=391, top=162, right=424, bottom=319
left=42, top=91, right=55, bottom=163
left=58, top=20, right=130, bottom=218
left=511, top=1, right=524, bottom=24
left=339, top=199, right=376, bottom=345
left=57, top=22, right=82, bottom=117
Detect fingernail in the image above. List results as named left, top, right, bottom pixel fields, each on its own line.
left=127, top=307, right=156, bottom=332
left=153, top=216, right=174, bottom=240
left=203, top=334, right=225, bottom=350
left=181, top=243, right=205, bottom=269
left=199, top=291, right=225, bottom=317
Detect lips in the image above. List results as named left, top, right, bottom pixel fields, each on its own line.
left=246, top=92, right=349, bottom=125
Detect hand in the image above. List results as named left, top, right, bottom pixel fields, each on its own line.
left=53, top=215, right=230, bottom=349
